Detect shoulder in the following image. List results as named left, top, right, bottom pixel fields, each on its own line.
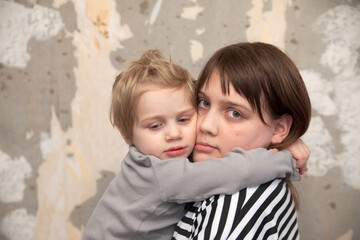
left=240, top=179, right=288, bottom=210
left=186, top=179, right=287, bottom=216
left=127, top=146, right=159, bottom=167
left=203, top=179, right=287, bottom=208
left=245, top=178, right=286, bottom=197
left=173, top=180, right=297, bottom=239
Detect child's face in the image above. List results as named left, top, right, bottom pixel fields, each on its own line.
left=193, top=70, right=276, bottom=162
left=131, top=86, right=197, bottom=160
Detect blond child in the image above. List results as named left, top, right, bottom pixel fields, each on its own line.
left=82, top=49, right=302, bottom=240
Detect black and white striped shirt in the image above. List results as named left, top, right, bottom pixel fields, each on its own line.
left=173, top=179, right=299, bottom=240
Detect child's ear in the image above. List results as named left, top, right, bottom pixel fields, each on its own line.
left=271, top=114, right=293, bottom=145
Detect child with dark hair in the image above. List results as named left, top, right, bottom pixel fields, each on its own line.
left=173, top=42, right=311, bottom=239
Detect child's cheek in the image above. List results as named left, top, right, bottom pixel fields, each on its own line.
left=189, top=117, right=197, bottom=145
left=193, top=114, right=198, bottom=132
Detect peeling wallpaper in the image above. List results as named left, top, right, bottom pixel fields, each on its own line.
left=0, top=1, right=64, bottom=68
left=0, top=0, right=359, bottom=240
left=246, top=0, right=288, bottom=49
left=0, top=150, right=31, bottom=203
left=302, top=4, right=360, bottom=190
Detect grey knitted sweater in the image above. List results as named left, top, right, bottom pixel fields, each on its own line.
left=82, top=146, right=298, bottom=240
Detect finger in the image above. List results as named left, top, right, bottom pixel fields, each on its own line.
left=296, top=158, right=307, bottom=169
left=298, top=166, right=308, bottom=175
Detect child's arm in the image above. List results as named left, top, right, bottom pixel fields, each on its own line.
left=151, top=147, right=298, bottom=203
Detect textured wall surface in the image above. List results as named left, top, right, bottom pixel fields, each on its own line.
left=0, top=0, right=359, bottom=239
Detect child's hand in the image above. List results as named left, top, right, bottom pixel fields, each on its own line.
left=286, top=139, right=310, bottom=176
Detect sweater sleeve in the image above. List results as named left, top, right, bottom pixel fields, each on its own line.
left=151, top=148, right=298, bottom=203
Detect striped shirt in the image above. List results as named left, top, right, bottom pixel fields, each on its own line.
left=173, top=179, right=299, bottom=240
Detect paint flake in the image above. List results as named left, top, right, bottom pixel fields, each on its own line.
left=1, top=208, right=36, bottom=240
left=0, top=1, right=64, bottom=68
left=300, top=70, right=337, bottom=116
left=181, top=5, right=204, bottom=20
left=40, top=132, right=52, bottom=160
left=302, top=116, right=335, bottom=175
left=0, top=150, right=32, bottom=203
left=26, top=130, right=34, bottom=140
left=314, top=5, right=360, bottom=75
left=303, top=5, right=360, bottom=189
left=148, top=0, right=163, bottom=25
left=246, top=0, right=287, bottom=49
left=195, top=27, right=205, bottom=35
left=189, top=40, right=203, bottom=63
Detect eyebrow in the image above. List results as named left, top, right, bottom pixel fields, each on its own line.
left=220, top=100, right=253, bottom=113
left=139, top=107, right=196, bottom=123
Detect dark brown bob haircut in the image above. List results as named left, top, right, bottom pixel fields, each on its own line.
left=197, top=42, right=311, bottom=149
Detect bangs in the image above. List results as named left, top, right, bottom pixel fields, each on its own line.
left=196, top=46, right=266, bottom=122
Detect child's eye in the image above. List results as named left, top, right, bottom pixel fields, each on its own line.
left=227, top=110, right=242, bottom=119
left=178, top=117, right=190, bottom=123
left=149, top=123, right=162, bottom=130
left=198, top=99, right=210, bottom=108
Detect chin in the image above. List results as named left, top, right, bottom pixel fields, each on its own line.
left=192, top=152, right=211, bottom=162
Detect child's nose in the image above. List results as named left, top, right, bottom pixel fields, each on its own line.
left=165, top=125, right=182, bottom=141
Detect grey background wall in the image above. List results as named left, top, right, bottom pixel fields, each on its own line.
left=0, top=0, right=359, bottom=239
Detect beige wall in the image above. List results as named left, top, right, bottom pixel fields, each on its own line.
left=0, top=0, right=359, bottom=239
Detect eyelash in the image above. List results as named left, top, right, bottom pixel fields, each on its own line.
left=198, top=98, right=210, bottom=108
left=226, top=110, right=242, bottom=119
left=178, top=117, right=190, bottom=123
left=199, top=98, right=243, bottom=119
left=149, top=123, right=163, bottom=130
left=148, top=116, right=191, bottom=130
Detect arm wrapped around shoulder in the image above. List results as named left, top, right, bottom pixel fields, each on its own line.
left=151, top=147, right=298, bottom=203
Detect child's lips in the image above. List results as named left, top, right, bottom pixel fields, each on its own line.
left=195, top=142, right=217, bottom=152
left=165, top=146, right=187, bottom=156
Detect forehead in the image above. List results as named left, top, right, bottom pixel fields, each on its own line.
left=200, top=68, right=237, bottom=96
left=140, top=82, right=193, bottom=99
left=135, top=87, right=195, bottom=119
left=201, top=73, right=252, bottom=107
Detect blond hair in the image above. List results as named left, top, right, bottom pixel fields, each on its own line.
left=110, top=49, right=196, bottom=142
